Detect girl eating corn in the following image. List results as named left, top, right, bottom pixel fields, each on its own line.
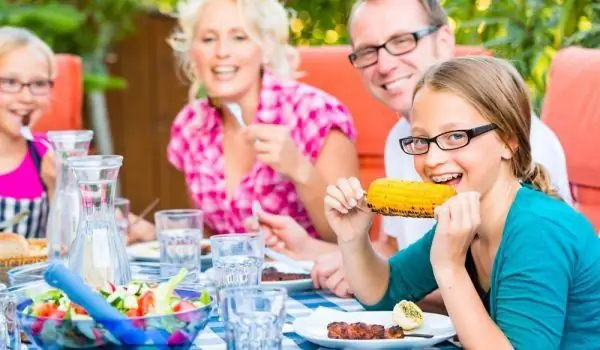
left=324, top=56, right=600, bottom=349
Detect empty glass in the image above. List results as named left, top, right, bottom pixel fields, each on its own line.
left=155, top=210, right=203, bottom=282
left=46, top=130, right=94, bottom=261
left=114, top=197, right=130, bottom=244
left=220, top=286, right=287, bottom=350
left=210, top=233, right=264, bottom=304
left=0, top=289, right=19, bottom=350
left=67, top=155, right=131, bottom=288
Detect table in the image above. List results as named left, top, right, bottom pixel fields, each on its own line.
left=194, top=290, right=461, bottom=349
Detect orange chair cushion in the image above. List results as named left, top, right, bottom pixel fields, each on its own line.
left=541, top=47, right=600, bottom=229
left=33, top=54, right=83, bottom=132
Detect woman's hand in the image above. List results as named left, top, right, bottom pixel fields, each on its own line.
left=311, top=251, right=354, bottom=298
left=324, top=177, right=373, bottom=243
left=243, top=211, right=312, bottom=260
left=430, top=192, right=481, bottom=274
left=244, top=124, right=311, bottom=182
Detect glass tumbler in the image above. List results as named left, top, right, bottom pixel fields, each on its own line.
left=210, top=233, right=264, bottom=304
left=155, top=209, right=204, bottom=282
left=0, top=288, right=19, bottom=350
left=220, top=286, right=287, bottom=350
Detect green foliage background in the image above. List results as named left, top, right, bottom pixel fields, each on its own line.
left=1, top=0, right=599, bottom=112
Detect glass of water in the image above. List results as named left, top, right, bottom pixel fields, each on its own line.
left=210, top=233, right=264, bottom=302
left=0, top=288, right=20, bottom=350
left=154, top=209, right=203, bottom=282
left=114, top=197, right=130, bottom=244
left=220, top=286, right=287, bottom=350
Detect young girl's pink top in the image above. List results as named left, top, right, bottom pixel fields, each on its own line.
left=0, top=136, right=50, bottom=238
left=167, top=71, right=357, bottom=238
left=0, top=139, right=48, bottom=198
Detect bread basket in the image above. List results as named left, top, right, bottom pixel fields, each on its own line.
left=0, top=239, right=47, bottom=284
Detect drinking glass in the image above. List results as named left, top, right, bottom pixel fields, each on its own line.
left=154, top=209, right=203, bottom=282
left=0, top=289, right=20, bottom=350
left=220, top=286, right=287, bottom=350
left=114, top=197, right=130, bottom=244
left=210, top=233, right=264, bottom=304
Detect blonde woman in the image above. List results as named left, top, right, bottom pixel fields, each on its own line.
left=0, top=26, right=56, bottom=238
left=325, top=57, right=600, bottom=348
left=167, top=0, right=359, bottom=240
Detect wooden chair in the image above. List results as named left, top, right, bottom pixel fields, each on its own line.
left=541, top=46, right=600, bottom=230
left=296, top=45, right=493, bottom=237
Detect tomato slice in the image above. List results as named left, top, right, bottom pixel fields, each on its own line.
left=138, top=291, right=155, bottom=316
left=173, top=301, right=195, bottom=313
left=71, top=303, right=88, bottom=315
left=33, top=302, right=58, bottom=317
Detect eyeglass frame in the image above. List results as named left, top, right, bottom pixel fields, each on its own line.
left=348, top=24, right=442, bottom=69
left=0, top=77, right=54, bottom=96
left=398, top=124, right=499, bottom=155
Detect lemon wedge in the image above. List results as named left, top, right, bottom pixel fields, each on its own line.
left=392, top=300, right=424, bottom=330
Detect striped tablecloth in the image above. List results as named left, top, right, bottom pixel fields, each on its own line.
left=193, top=290, right=461, bottom=349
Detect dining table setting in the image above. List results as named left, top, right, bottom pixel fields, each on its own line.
left=0, top=142, right=459, bottom=349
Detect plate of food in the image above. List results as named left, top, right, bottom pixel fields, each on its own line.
left=127, top=239, right=212, bottom=263
left=260, top=261, right=313, bottom=292
left=205, top=260, right=314, bottom=292
left=293, top=301, right=455, bottom=349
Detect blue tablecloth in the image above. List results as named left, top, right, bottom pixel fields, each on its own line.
left=193, top=290, right=461, bottom=349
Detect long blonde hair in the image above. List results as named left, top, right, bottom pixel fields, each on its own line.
left=0, top=26, right=56, bottom=78
left=167, top=0, right=300, bottom=102
left=413, top=56, right=561, bottom=199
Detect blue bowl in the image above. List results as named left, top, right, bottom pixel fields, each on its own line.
left=17, top=288, right=214, bottom=349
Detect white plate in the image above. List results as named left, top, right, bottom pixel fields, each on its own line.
left=127, top=239, right=212, bottom=262
left=204, top=260, right=315, bottom=292
left=293, top=307, right=455, bottom=349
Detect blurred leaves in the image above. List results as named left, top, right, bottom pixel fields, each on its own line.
left=1, top=0, right=599, bottom=109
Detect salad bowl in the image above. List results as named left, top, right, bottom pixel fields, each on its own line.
left=16, top=271, right=215, bottom=349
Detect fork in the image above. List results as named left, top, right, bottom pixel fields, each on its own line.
left=0, top=210, right=29, bottom=231
left=20, top=112, right=33, bottom=141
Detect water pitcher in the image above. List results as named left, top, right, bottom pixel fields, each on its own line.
left=67, top=155, right=131, bottom=287
left=46, top=130, right=94, bottom=261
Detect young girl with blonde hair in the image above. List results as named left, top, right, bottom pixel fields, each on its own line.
left=325, top=56, right=600, bottom=348
left=0, top=26, right=56, bottom=238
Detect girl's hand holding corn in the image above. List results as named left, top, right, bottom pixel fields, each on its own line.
left=430, top=192, right=481, bottom=275
left=324, top=177, right=373, bottom=243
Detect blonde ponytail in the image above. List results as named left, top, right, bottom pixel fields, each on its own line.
left=525, top=163, right=563, bottom=201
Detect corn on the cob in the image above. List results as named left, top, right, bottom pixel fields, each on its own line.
left=365, top=178, right=456, bottom=218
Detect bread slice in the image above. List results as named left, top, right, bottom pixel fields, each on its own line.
left=0, top=233, right=29, bottom=258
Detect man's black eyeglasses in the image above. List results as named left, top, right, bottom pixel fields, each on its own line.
left=399, top=124, right=498, bottom=155
left=348, top=25, right=442, bottom=69
left=0, top=77, right=54, bottom=96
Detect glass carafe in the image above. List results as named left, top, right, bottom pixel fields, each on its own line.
left=46, top=130, right=94, bottom=261
left=67, top=155, right=131, bottom=287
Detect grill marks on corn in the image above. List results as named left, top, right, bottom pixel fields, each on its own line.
left=365, top=179, right=456, bottom=218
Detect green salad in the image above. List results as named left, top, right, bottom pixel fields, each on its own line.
left=23, top=268, right=212, bottom=321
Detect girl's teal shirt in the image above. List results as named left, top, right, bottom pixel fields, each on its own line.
left=364, top=185, right=600, bottom=349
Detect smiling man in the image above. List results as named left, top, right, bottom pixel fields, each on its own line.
left=347, top=0, right=573, bottom=252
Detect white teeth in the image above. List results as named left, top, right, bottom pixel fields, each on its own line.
left=431, top=173, right=462, bottom=183
left=384, top=75, right=411, bottom=90
left=213, top=66, right=236, bottom=73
